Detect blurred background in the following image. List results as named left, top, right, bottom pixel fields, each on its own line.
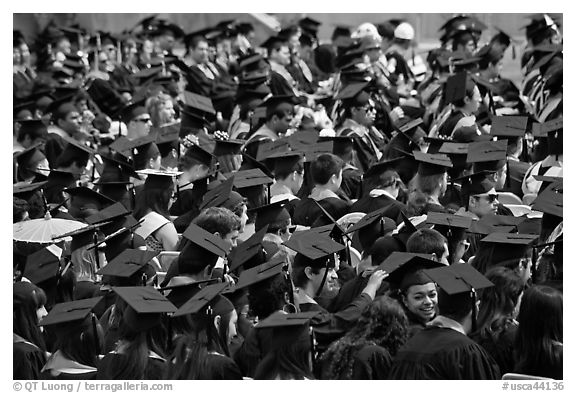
left=13, top=13, right=563, bottom=85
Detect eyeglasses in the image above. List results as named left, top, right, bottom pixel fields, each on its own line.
left=133, top=117, right=151, bottom=123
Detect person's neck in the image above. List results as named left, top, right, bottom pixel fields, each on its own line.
left=271, top=180, right=294, bottom=196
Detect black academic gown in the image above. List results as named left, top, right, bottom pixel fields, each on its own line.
left=506, top=159, right=531, bottom=198
left=436, top=110, right=466, bottom=138
left=40, top=351, right=97, bottom=380
left=351, top=194, right=407, bottom=224
left=470, top=319, right=518, bottom=376
left=203, top=353, right=243, bottom=380
left=13, top=336, right=46, bottom=380
left=340, top=165, right=363, bottom=201
left=388, top=326, right=501, bottom=380
left=292, top=197, right=351, bottom=227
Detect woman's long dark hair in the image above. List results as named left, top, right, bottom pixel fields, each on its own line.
left=320, top=296, right=409, bottom=379
left=111, top=323, right=168, bottom=379
left=48, top=316, right=102, bottom=367
left=13, top=281, right=47, bottom=351
left=475, top=267, right=524, bottom=341
left=254, top=329, right=315, bottom=380
left=164, top=310, right=233, bottom=379
left=514, top=285, right=562, bottom=377
left=133, top=183, right=174, bottom=221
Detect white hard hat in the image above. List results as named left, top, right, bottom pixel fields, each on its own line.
left=394, top=22, right=415, bottom=40
left=352, top=23, right=381, bottom=40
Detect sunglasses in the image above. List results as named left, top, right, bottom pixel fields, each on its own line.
left=133, top=117, right=151, bottom=123
left=475, top=194, right=499, bottom=203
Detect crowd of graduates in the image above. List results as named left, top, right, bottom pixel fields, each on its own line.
left=13, top=13, right=562, bottom=381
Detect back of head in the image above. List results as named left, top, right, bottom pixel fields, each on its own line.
left=193, top=207, right=241, bottom=237
left=517, top=285, right=562, bottom=342
left=406, top=228, right=447, bottom=259
left=310, top=153, right=343, bottom=186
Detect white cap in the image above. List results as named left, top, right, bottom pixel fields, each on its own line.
left=352, top=23, right=381, bottom=40
left=394, top=22, right=415, bottom=40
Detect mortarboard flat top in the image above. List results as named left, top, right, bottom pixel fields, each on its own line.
left=84, top=202, right=130, bottom=225
left=466, top=140, right=507, bottom=163
left=113, top=286, right=176, bottom=314
left=345, top=205, right=397, bottom=234
left=438, top=142, right=469, bottom=155
left=234, top=257, right=286, bottom=291
left=255, top=311, right=320, bottom=329
left=24, top=246, right=63, bottom=285
left=214, top=138, right=245, bottom=156
left=152, top=124, right=180, bottom=145
left=443, top=72, right=468, bottom=104
left=490, top=116, right=529, bottom=138
left=426, top=212, right=473, bottom=229
left=40, top=297, right=103, bottom=326
left=414, top=151, right=453, bottom=175
left=397, top=117, right=424, bottom=134
left=226, top=168, right=273, bottom=189
left=532, top=181, right=562, bottom=217
left=300, top=141, right=334, bottom=162
left=378, top=251, right=442, bottom=283
left=478, top=214, right=525, bottom=228
left=249, top=200, right=291, bottom=230
left=199, top=176, right=236, bottom=211
left=364, top=157, right=404, bottom=178
left=99, top=152, right=139, bottom=179
left=424, top=263, right=493, bottom=296
left=60, top=135, right=95, bottom=156
left=283, top=234, right=345, bottom=261
left=457, top=171, right=497, bottom=196
left=13, top=181, right=48, bottom=197
left=172, top=282, right=230, bottom=317
left=532, top=118, right=562, bottom=138
left=182, top=91, right=216, bottom=115
left=96, top=249, right=159, bottom=278
left=467, top=220, right=515, bottom=236
left=256, top=139, right=292, bottom=162
left=182, top=223, right=231, bottom=258
left=138, top=168, right=182, bottom=190
left=14, top=143, right=46, bottom=166
left=63, top=186, right=115, bottom=207
left=228, top=225, right=270, bottom=272
left=481, top=232, right=539, bottom=245
left=183, top=144, right=216, bottom=167
left=335, top=81, right=370, bottom=101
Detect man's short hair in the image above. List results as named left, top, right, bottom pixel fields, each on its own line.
left=406, top=228, right=447, bottom=258
left=193, top=206, right=241, bottom=236
left=310, top=153, right=344, bottom=185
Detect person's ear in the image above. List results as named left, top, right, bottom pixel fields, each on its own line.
left=213, top=315, right=221, bottom=331
left=304, top=266, right=315, bottom=280
left=468, top=196, right=476, bottom=208
left=203, top=264, right=213, bottom=279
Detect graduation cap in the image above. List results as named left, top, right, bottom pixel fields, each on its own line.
left=113, top=286, right=177, bottom=331
left=532, top=180, right=562, bottom=217
left=228, top=225, right=270, bottom=272
left=182, top=223, right=231, bottom=258
left=182, top=144, right=216, bottom=168
left=345, top=205, right=398, bottom=236
left=96, top=249, right=159, bottom=278
left=379, top=252, right=443, bottom=290
left=466, top=219, right=515, bottom=236
left=459, top=171, right=498, bottom=197
left=84, top=202, right=130, bottom=225
left=491, top=116, right=528, bottom=138
left=227, top=168, right=273, bottom=189
left=14, top=144, right=46, bottom=170
left=99, top=152, right=139, bottom=180
left=299, top=17, right=321, bottom=35
left=481, top=232, right=539, bottom=247
left=284, top=234, right=345, bottom=266
left=234, top=256, right=286, bottom=291
left=260, top=35, right=288, bottom=51
left=267, top=151, right=304, bottom=177
left=23, top=246, right=64, bottom=285
left=13, top=181, right=48, bottom=200
left=249, top=200, right=292, bottom=232
left=424, top=263, right=493, bottom=297
left=335, top=81, right=371, bottom=107
left=40, top=297, right=103, bottom=327
left=524, top=14, right=560, bottom=41
left=63, top=186, right=115, bottom=208
left=443, top=72, right=469, bottom=104
left=182, top=91, right=216, bottom=116
left=426, top=212, right=473, bottom=230
left=414, top=151, right=453, bottom=176
left=260, top=95, right=299, bottom=119
left=213, top=138, right=244, bottom=156
left=256, top=310, right=319, bottom=330
left=57, top=136, right=95, bottom=165
left=466, top=139, right=507, bottom=164
left=478, top=232, right=540, bottom=269
left=172, top=282, right=231, bottom=317
left=531, top=118, right=562, bottom=138
left=199, top=176, right=242, bottom=211
left=364, top=157, right=404, bottom=179
left=137, top=168, right=182, bottom=190
left=300, top=141, right=334, bottom=162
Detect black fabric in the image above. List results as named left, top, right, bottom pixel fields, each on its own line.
left=13, top=341, right=46, bottom=380
left=292, top=197, right=351, bottom=227
left=388, top=326, right=501, bottom=379
left=96, top=353, right=166, bottom=380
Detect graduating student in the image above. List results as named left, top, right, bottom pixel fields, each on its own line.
left=166, top=283, right=242, bottom=379
left=13, top=281, right=49, bottom=380
left=410, top=151, right=453, bottom=214
left=40, top=297, right=104, bottom=379
left=292, top=153, right=351, bottom=226
left=97, top=287, right=176, bottom=379
left=388, top=263, right=501, bottom=379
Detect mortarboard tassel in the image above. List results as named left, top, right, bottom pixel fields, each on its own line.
left=93, top=232, right=100, bottom=270
left=91, top=314, right=101, bottom=356
left=315, top=258, right=332, bottom=299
